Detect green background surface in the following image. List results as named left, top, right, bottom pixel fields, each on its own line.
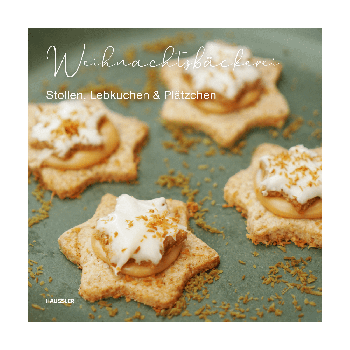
left=28, top=28, right=322, bottom=322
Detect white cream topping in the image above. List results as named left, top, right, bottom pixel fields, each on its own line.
left=96, top=194, right=188, bottom=275
left=184, top=41, right=261, bottom=100
left=258, top=145, right=322, bottom=204
left=31, top=100, right=105, bottom=158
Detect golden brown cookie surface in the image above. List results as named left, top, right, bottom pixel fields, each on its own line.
left=161, top=57, right=290, bottom=148
left=58, top=194, right=220, bottom=308
left=254, top=169, right=322, bottom=219
left=28, top=95, right=148, bottom=199
left=42, top=118, right=120, bottom=170
left=224, top=143, right=322, bottom=248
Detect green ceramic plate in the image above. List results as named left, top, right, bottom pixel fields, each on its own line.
left=28, top=28, right=322, bottom=322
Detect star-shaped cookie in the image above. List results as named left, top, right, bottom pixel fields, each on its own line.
left=224, top=143, right=322, bottom=248
left=58, top=194, right=220, bottom=309
left=28, top=95, right=149, bottom=199
left=161, top=57, right=290, bottom=148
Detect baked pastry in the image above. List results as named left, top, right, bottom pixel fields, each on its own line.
left=161, top=41, right=290, bottom=148
left=224, top=144, right=322, bottom=248
left=58, top=194, right=220, bottom=308
left=28, top=95, right=148, bottom=198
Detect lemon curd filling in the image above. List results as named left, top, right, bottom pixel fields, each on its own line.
left=255, top=145, right=322, bottom=219
left=30, top=100, right=119, bottom=170
left=92, top=195, right=189, bottom=277
left=182, top=41, right=263, bottom=113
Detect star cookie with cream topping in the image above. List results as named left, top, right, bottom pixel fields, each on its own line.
left=28, top=95, right=148, bottom=199
left=58, top=194, right=220, bottom=308
left=224, top=143, right=322, bottom=248
left=161, top=41, right=290, bottom=148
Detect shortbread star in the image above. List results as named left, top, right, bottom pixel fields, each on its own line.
left=161, top=57, right=290, bottom=148
left=224, top=144, right=322, bottom=248
left=58, top=194, right=220, bottom=309
left=28, top=95, right=148, bottom=199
